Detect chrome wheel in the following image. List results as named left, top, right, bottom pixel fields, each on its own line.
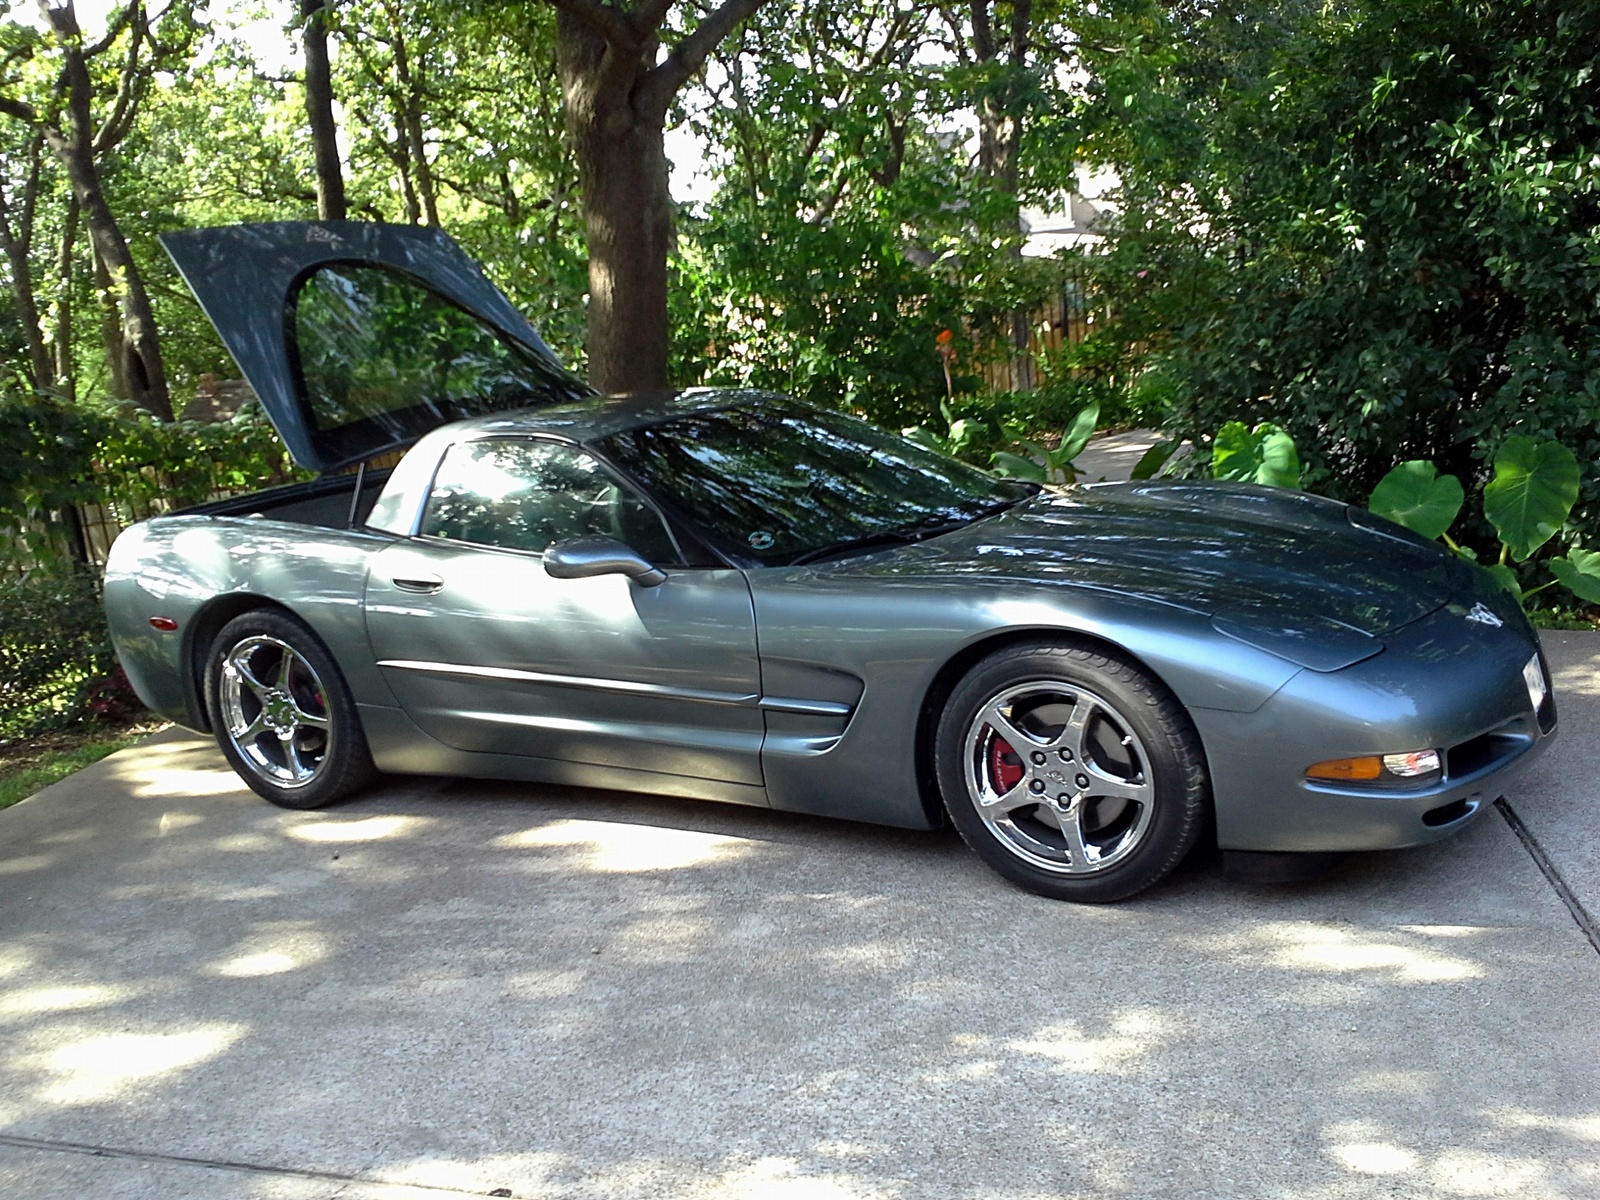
left=964, top=680, right=1156, bottom=876
left=218, top=635, right=332, bottom=789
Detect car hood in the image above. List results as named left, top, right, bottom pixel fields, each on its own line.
left=834, top=481, right=1463, bottom=669
left=161, top=221, right=591, bottom=472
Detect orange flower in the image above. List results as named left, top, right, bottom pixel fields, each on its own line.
left=935, top=328, right=954, bottom=345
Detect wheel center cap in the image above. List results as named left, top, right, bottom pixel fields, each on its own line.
left=262, top=690, right=296, bottom=732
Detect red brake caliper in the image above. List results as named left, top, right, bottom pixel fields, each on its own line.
left=988, top=735, right=1025, bottom=792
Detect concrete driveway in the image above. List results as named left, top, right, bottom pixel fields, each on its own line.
left=2, top=637, right=1597, bottom=1200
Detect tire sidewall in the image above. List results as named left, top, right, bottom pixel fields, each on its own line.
left=935, top=642, right=1208, bottom=903
left=204, top=609, right=372, bottom=810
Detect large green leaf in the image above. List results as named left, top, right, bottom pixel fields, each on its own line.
left=1130, top=439, right=1179, bottom=481
left=1054, top=402, right=1101, bottom=464
left=1212, top=421, right=1301, bottom=489
left=1485, top=563, right=1524, bottom=599
left=1551, top=548, right=1600, bottom=605
left=991, top=451, right=1046, bottom=483
left=1483, top=437, right=1580, bottom=560
left=1367, top=460, right=1464, bottom=541
left=1257, top=426, right=1301, bottom=489
left=1210, top=421, right=1254, bottom=481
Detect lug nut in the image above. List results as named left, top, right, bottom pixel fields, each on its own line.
left=1058, top=749, right=1073, bottom=762
left=1076, top=774, right=1089, bottom=789
left=1029, top=779, right=1046, bottom=793
left=1058, top=794, right=1073, bottom=805
left=1031, top=751, right=1047, bottom=765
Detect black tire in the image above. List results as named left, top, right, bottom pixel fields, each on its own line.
left=203, top=609, right=376, bottom=810
left=935, top=640, right=1209, bottom=903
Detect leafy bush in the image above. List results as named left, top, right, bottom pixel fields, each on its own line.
left=0, top=391, right=307, bottom=571
left=1084, top=0, right=1600, bottom=542
left=0, top=567, right=125, bottom=739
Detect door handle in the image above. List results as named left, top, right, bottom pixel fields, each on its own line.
left=391, top=574, right=444, bottom=594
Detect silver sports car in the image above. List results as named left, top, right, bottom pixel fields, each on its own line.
left=103, top=222, right=1557, bottom=902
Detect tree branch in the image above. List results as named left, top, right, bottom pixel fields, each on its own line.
left=0, top=92, right=44, bottom=127
left=81, top=2, right=139, bottom=58
left=643, top=0, right=771, bottom=113
left=93, top=3, right=147, bottom=153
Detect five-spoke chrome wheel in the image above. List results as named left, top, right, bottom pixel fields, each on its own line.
left=937, top=641, right=1209, bottom=902
left=219, top=635, right=332, bottom=789
left=965, top=680, right=1155, bottom=876
left=204, top=609, right=375, bottom=810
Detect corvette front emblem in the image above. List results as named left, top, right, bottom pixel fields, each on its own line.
left=1465, top=602, right=1503, bottom=628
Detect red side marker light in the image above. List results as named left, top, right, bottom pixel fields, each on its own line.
left=149, top=616, right=179, bottom=631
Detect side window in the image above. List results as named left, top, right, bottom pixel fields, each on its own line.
left=419, top=439, right=680, bottom=564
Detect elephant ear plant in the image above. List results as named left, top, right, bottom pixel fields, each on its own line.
left=1368, top=436, right=1600, bottom=609
left=1124, top=420, right=1303, bottom=488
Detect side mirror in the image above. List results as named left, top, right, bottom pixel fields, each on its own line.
left=544, top=536, right=667, bottom=586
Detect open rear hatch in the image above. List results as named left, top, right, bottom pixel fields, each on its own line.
left=161, top=221, right=592, bottom=473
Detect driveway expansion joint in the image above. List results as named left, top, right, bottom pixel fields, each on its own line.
left=0, top=1133, right=514, bottom=1198
left=1496, top=795, right=1600, bottom=955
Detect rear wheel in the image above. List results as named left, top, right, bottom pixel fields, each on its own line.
left=204, top=609, right=375, bottom=810
left=936, top=641, right=1209, bottom=902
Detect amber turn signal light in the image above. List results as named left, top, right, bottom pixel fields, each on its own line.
left=1306, top=756, right=1383, bottom=782
left=1307, top=749, right=1443, bottom=785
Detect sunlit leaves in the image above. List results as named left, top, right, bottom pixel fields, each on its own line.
left=1211, top=420, right=1300, bottom=489
left=1550, top=549, right=1600, bottom=605
left=1368, top=460, right=1464, bottom=540
left=1482, top=436, right=1580, bottom=561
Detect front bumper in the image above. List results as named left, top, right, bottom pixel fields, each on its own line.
left=1197, top=605, right=1557, bottom=853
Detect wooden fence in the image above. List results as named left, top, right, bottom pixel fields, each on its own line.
left=976, top=274, right=1095, bottom=394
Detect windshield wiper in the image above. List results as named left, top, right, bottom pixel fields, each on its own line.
left=789, top=501, right=1022, bottom=566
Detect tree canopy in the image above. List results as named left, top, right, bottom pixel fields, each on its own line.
left=1, top=0, right=1597, bottom=572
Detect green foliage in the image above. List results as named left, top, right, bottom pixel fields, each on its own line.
left=903, top=399, right=984, bottom=459
left=1481, top=436, right=1580, bottom=562
left=0, top=391, right=306, bottom=572
left=1211, top=421, right=1301, bottom=490
left=0, top=396, right=107, bottom=563
left=1367, top=437, right=1594, bottom=611
left=0, top=566, right=117, bottom=738
left=1550, top=550, right=1600, bottom=606
left=1367, top=460, right=1465, bottom=542
left=1129, top=439, right=1180, bottom=482
left=992, top=402, right=1101, bottom=484
left=1079, top=0, right=1600, bottom=544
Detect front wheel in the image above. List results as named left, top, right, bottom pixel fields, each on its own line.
left=935, top=641, right=1209, bottom=903
left=204, top=609, right=376, bottom=810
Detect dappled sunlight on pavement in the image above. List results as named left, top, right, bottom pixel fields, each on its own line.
left=495, top=817, right=755, bottom=872
left=0, top=720, right=1596, bottom=1199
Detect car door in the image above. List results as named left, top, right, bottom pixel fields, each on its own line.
left=364, top=435, right=766, bottom=787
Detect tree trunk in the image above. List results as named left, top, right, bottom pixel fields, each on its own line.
left=301, top=0, right=347, bottom=220
left=54, top=197, right=78, bottom=402
left=0, top=171, right=52, bottom=394
left=387, top=3, right=438, bottom=225
left=969, top=0, right=1029, bottom=201
left=93, top=249, right=129, bottom=401
left=969, top=0, right=1033, bottom=389
left=39, top=4, right=172, bottom=420
left=555, top=10, right=673, bottom=394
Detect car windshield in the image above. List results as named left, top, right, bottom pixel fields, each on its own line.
left=597, top=402, right=1037, bottom=566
